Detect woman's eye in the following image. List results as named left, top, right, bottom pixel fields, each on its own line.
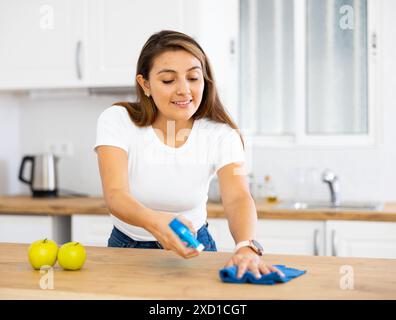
left=161, top=78, right=198, bottom=84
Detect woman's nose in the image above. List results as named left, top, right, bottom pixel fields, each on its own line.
left=176, top=79, right=191, bottom=95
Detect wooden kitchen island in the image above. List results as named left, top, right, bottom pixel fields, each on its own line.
left=0, top=243, right=395, bottom=300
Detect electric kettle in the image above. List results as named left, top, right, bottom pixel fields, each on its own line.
left=18, top=153, right=59, bottom=197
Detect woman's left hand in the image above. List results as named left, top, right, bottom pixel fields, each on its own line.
left=225, top=247, right=285, bottom=279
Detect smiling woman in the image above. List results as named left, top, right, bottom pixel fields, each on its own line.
left=135, top=49, right=205, bottom=145
left=94, top=30, right=285, bottom=279
left=115, top=30, right=243, bottom=143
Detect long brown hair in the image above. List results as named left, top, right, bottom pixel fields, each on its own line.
left=113, top=30, right=244, bottom=148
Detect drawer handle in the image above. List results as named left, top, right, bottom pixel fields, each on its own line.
left=75, top=40, right=82, bottom=80
left=331, top=230, right=338, bottom=256
left=313, top=229, right=320, bottom=256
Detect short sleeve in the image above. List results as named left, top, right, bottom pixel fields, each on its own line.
left=93, top=106, right=132, bottom=153
left=214, top=126, right=245, bottom=172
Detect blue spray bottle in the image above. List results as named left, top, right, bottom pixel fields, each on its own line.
left=169, top=218, right=204, bottom=252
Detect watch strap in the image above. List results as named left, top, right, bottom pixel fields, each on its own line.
left=234, top=240, right=263, bottom=255
left=234, top=240, right=251, bottom=252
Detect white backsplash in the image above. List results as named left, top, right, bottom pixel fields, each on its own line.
left=1, top=91, right=134, bottom=196
left=0, top=94, right=20, bottom=194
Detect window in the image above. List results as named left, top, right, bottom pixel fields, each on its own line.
left=239, top=0, right=377, bottom=145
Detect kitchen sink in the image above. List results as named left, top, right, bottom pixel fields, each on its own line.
left=274, top=201, right=384, bottom=211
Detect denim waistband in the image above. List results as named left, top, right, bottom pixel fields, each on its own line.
left=113, top=221, right=209, bottom=243
left=109, top=220, right=217, bottom=251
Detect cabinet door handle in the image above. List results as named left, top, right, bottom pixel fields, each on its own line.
left=75, top=40, right=82, bottom=80
left=331, top=230, right=338, bottom=256
left=313, top=229, right=320, bottom=256
left=371, top=32, right=377, bottom=57
left=229, top=39, right=235, bottom=55
left=371, top=32, right=377, bottom=50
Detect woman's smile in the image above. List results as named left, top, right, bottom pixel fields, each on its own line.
left=172, top=99, right=193, bottom=108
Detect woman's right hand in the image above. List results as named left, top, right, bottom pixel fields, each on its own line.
left=146, top=212, right=201, bottom=259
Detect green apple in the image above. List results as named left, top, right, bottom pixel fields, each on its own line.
left=58, top=242, right=87, bottom=271
left=28, top=238, right=58, bottom=270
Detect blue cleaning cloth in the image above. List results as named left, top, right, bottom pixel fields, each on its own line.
left=219, top=264, right=306, bottom=285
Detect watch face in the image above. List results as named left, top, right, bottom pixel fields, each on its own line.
left=251, top=240, right=263, bottom=252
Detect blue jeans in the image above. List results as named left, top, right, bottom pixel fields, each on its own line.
left=107, top=221, right=217, bottom=252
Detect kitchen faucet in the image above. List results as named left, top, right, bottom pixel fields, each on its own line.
left=321, top=169, right=340, bottom=206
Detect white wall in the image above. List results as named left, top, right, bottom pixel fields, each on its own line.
left=0, top=91, right=133, bottom=196
left=17, top=92, right=136, bottom=196
left=0, top=94, right=20, bottom=194
left=0, top=0, right=395, bottom=202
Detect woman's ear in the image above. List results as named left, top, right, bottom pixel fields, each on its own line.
left=136, top=74, right=151, bottom=97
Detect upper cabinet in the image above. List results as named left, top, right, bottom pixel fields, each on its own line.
left=0, top=0, right=235, bottom=90
left=84, top=0, right=193, bottom=87
left=0, top=0, right=84, bottom=89
left=192, top=0, right=239, bottom=119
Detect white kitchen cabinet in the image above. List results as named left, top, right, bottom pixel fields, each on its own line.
left=0, top=0, right=238, bottom=92
left=84, top=0, right=239, bottom=89
left=325, top=221, right=396, bottom=259
left=207, top=218, right=326, bottom=256
left=0, top=214, right=70, bottom=244
left=0, top=0, right=192, bottom=89
left=72, top=214, right=113, bottom=247
left=191, top=0, right=239, bottom=120
left=0, top=0, right=84, bottom=89
left=84, top=0, right=194, bottom=87
left=256, top=220, right=326, bottom=256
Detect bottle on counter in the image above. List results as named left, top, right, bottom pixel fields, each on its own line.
left=263, top=175, right=278, bottom=203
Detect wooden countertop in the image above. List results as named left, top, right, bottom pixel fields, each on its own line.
left=0, top=243, right=395, bottom=299
left=1, top=195, right=396, bottom=222
left=208, top=199, right=396, bottom=222
left=0, top=195, right=108, bottom=215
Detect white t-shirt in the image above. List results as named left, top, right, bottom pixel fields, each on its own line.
left=94, top=105, right=245, bottom=241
